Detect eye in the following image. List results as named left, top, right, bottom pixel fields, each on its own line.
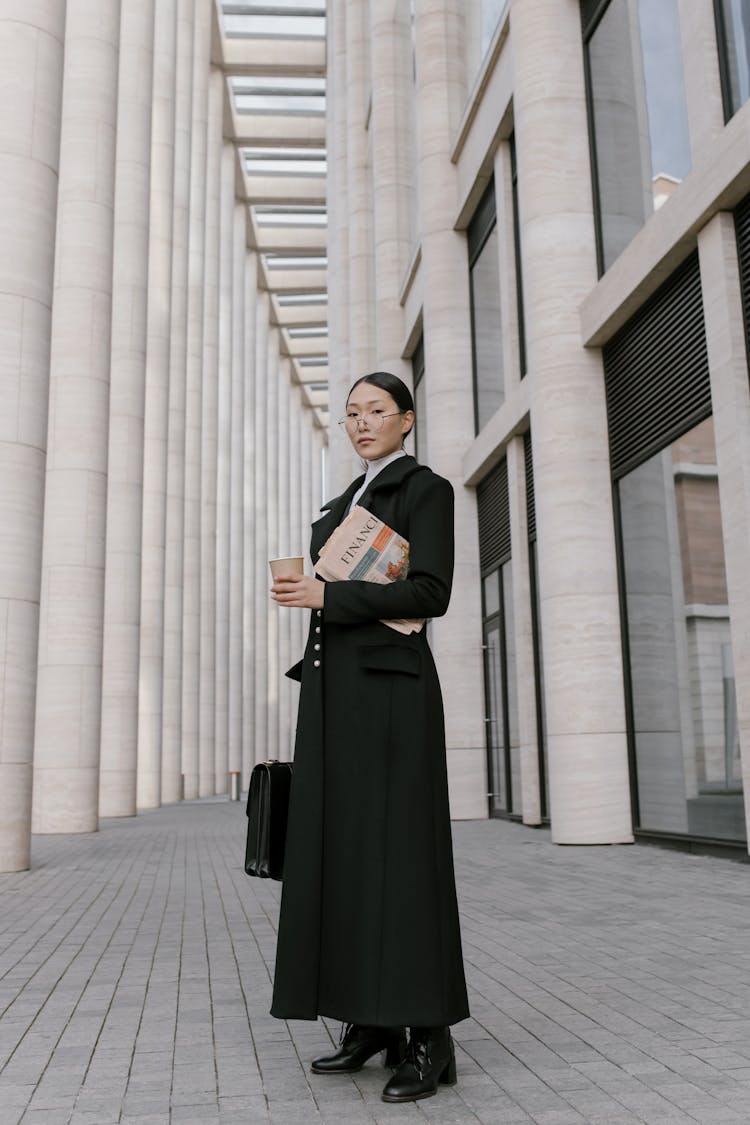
left=372, top=408, right=384, bottom=414
left=346, top=411, right=360, bottom=418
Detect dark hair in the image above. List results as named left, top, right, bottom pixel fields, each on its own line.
left=346, top=371, right=415, bottom=441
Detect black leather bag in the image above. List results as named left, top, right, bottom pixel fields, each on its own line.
left=244, top=760, right=293, bottom=880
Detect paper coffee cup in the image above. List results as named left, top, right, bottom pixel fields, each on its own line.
left=269, top=556, right=305, bottom=579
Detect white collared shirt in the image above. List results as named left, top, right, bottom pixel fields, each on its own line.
left=348, top=448, right=407, bottom=513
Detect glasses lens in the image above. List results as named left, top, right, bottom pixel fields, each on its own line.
left=343, top=411, right=385, bottom=433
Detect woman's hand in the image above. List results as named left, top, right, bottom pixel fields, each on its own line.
left=270, top=575, right=325, bottom=609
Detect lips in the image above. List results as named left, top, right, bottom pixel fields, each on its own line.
left=358, top=437, right=374, bottom=445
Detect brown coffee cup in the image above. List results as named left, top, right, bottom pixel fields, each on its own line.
left=269, top=556, right=305, bottom=579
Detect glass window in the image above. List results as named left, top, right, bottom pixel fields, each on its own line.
left=469, top=183, right=503, bottom=433
left=470, top=227, right=503, bottom=430
left=584, top=0, right=691, bottom=273
left=715, top=0, right=750, bottom=119
left=509, top=134, right=527, bottom=379
left=617, top=418, right=745, bottom=843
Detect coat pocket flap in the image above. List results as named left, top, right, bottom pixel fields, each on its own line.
left=285, top=658, right=304, bottom=682
left=357, top=644, right=421, bottom=675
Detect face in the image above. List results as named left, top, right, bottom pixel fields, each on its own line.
left=344, top=384, right=415, bottom=461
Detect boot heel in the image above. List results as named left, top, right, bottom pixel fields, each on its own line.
left=439, top=1045, right=457, bottom=1085
left=383, top=1034, right=406, bottom=1067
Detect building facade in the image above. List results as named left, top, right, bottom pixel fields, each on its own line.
left=326, top=0, right=750, bottom=855
left=2, top=0, right=750, bottom=874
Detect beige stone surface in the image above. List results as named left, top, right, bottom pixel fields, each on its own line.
left=414, top=0, right=487, bottom=820
left=241, top=253, right=258, bottom=787
left=99, top=0, right=155, bottom=820
left=32, top=0, right=121, bottom=836
left=507, top=435, right=541, bottom=825
left=253, top=296, right=270, bottom=770
left=512, top=0, right=631, bottom=843
left=265, top=332, right=280, bottom=763
left=369, top=0, right=415, bottom=383
left=181, top=0, right=211, bottom=802
left=198, top=68, right=222, bottom=800
left=227, top=201, right=246, bottom=781
left=161, top=0, right=195, bottom=806
left=137, top=0, right=177, bottom=812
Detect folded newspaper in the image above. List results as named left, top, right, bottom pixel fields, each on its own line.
left=315, top=506, right=424, bottom=635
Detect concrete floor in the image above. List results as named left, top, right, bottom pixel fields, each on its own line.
left=1, top=799, right=749, bottom=1124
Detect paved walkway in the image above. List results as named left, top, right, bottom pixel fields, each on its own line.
left=1, top=800, right=750, bottom=1125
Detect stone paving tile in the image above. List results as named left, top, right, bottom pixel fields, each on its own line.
left=2, top=800, right=750, bottom=1123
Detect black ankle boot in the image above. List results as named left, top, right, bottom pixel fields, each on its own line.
left=311, top=1023, right=407, bottom=1074
left=381, top=1026, right=457, bottom=1102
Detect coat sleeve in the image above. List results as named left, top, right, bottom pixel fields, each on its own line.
left=322, top=473, right=454, bottom=625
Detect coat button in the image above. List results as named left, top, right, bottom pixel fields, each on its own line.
left=315, top=626, right=321, bottom=634
left=316, top=610, right=322, bottom=618
left=313, top=659, right=321, bottom=668
left=314, top=643, right=321, bottom=652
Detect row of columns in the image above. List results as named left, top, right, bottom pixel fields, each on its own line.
left=0, top=1, right=325, bottom=872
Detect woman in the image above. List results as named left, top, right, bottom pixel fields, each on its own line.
left=269, top=371, right=469, bottom=1104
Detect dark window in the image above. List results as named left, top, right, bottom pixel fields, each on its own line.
left=510, top=134, right=527, bottom=378
left=468, top=181, right=503, bottom=433
left=582, top=0, right=691, bottom=274
left=715, top=0, right=750, bottom=121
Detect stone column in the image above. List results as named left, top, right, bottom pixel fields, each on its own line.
left=265, top=332, right=280, bottom=762
left=99, top=0, right=156, bottom=819
left=161, top=0, right=195, bottom=805
left=228, top=201, right=246, bottom=782
left=253, top=296, right=270, bottom=768
left=0, top=3, right=65, bottom=870
left=369, top=0, right=415, bottom=382
left=512, top=0, right=632, bottom=843
left=698, top=213, right=750, bottom=848
left=345, top=0, right=375, bottom=399
left=678, top=0, right=725, bottom=154
left=32, top=0, right=121, bottom=835
left=413, top=0, right=487, bottom=819
left=181, top=0, right=211, bottom=801
left=198, top=68, right=222, bottom=799
left=507, top=436, right=542, bottom=824
left=214, top=140, right=234, bottom=796
left=242, top=254, right=258, bottom=785
left=136, top=0, right=177, bottom=811
left=277, top=364, right=292, bottom=761
left=288, top=387, right=304, bottom=723
left=327, top=0, right=353, bottom=494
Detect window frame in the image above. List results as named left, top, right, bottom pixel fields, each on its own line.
left=468, top=180, right=500, bottom=435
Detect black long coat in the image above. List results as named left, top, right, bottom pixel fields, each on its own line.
left=270, top=455, right=470, bottom=1028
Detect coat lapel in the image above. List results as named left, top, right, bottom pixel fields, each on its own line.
left=310, top=456, right=426, bottom=564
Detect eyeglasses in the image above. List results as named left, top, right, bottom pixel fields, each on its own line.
left=337, top=410, right=404, bottom=433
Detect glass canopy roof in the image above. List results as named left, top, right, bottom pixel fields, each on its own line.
left=223, top=1, right=326, bottom=40
left=221, top=1, right=329, bottom=416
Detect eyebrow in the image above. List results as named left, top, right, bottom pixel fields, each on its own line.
left=346, top=398, right=387, bottom=408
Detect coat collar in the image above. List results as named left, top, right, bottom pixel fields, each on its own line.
left=318, top=454, right=424, bottom=517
